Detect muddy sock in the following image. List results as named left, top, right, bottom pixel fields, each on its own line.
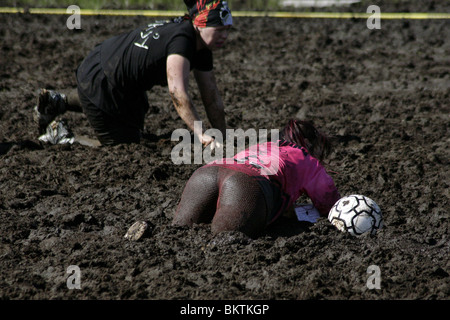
left=66, top=89, right=83, bottom=113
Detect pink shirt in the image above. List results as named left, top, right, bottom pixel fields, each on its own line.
left=209, top=140, right=340, bottom=222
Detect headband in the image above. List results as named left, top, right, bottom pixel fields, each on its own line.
left=186, top=0, right=233, bottom=27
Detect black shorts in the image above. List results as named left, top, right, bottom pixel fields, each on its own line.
left=252, top=175, right=283, bottom=224
left=76, top=45, right=149, bottom=146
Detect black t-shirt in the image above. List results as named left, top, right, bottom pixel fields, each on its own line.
left=100, top=18, right=213, bottom=92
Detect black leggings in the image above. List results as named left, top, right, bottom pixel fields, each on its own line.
left=78, top=87, right=142, bottom=145
left=75, top=44, right=148, bottom=146
left=172, top=165, right=277, bottom=238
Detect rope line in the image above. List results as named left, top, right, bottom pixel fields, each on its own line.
left=0, top=7, right=449, bottom=19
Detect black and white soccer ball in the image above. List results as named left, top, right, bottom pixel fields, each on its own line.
left=328, top=195, right=383, bottom=236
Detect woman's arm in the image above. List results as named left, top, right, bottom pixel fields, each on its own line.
left=166, top=54, right=214, bottom=146
left=194, top=69, right=226, bottom=136
left=304, top=166, right=341, bottom=217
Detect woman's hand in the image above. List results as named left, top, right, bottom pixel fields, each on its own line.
left=199, top=133, right=223, bottom=150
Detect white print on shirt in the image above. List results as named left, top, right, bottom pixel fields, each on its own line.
left=235, top=154, right=266, bottom=170
left=134, top=22, right=164, bottom=50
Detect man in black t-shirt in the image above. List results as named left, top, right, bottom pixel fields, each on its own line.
left=34, top=0, right=232, bottom=147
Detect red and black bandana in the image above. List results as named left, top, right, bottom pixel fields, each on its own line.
left=186, top=0, right=233, bottom=28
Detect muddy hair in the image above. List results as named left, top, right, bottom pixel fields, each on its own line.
left=280, top=119, right=332, bottom=162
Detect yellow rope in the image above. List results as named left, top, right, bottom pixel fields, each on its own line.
left=0, top=7, right=449, bottom=19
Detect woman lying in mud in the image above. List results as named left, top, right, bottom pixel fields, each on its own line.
left=34, top=0, right=232, bottom=147
left=172, top=119, right=341, bottom=238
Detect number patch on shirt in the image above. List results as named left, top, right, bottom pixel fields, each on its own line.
left=134, top=22, right=165, bottom=50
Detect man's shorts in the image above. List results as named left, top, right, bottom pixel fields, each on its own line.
left=76, top=44, right=149, bottom=146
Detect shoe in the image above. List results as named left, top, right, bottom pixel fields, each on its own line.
left=38, top=119, right=75, bottom=145
left=34, top=89, right=67, bottom=134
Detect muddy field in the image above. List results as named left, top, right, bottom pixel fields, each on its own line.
left=0, top=1, right=449, bottom=306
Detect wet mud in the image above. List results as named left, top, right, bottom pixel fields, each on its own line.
left=0, top=3, right=448, bottom=301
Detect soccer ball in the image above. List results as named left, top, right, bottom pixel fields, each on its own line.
left=328, top=195, right=383, bottom=236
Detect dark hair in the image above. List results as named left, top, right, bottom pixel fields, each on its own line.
left=184, top=0, right=196, bottom=9
left=280, top=119, right=332, bottom=161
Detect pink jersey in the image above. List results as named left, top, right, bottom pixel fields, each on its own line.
left=209, top=140, right=340, bottom=222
